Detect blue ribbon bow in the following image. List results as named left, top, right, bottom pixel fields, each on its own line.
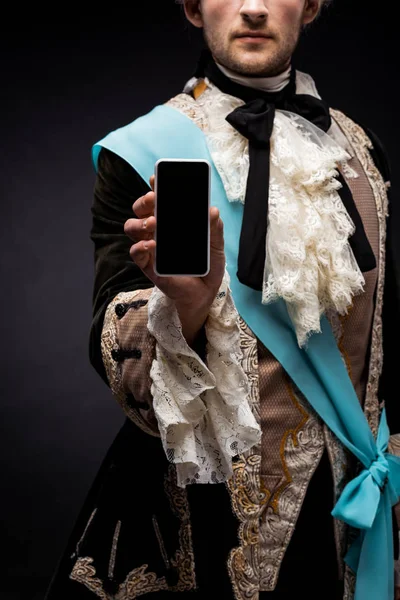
left=333, top=409, right=400, bottom=600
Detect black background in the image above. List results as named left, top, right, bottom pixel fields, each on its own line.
left=2, top=1, right=398, bottom=598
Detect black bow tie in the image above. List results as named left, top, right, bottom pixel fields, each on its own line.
left=194, top=49, right=376, bottom=291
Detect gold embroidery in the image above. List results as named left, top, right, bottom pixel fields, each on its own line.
left=71, top=554, right=168, bottom=599
left=118, top=565, right=166, bottom=598
left=269, top=380, right=310, bottom=513
left=152, top=515, right=170, bottom=570
left=108, top=520, right=121, bottom=580
left=70, top=557, right=108, bottom=600
left=72, top=507, right=97, bottom=559
left=226, top=455, right=261, bottom=600
left=227, top=544, right=260, bottom=600
left=226, top=317, right=261, bottom=600
left=70, top=465, right=196, bottom=598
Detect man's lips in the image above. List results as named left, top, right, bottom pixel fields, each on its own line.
left=235, top=32, right=272, bottom=43
left=236, top=32, right=271, bottom=38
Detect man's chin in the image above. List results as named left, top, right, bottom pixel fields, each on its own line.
left=227, top=55, right=283, bottom=78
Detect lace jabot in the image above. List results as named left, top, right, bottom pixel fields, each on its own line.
left=183, top=71, right=365, bottom=347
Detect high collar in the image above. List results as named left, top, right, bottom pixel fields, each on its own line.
left=214, top=60, right=292, bottom=93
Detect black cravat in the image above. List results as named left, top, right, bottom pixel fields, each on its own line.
left=194, top=49, right=376, bottom=291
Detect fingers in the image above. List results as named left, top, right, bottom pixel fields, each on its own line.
left=126, top=184, right=156, bottom=242
left=129, top=238, right=166, bottom=290
left=132, top=190, right=155, bottom=219
left=125, top=175, right=156, bottom=285
left=129, top=239, right=156, bottom=274
left=124, top=215, right=156, bottom=242
left=209, top=206, right=224, bottom=252
left=130, top=174, right=154, bottom=218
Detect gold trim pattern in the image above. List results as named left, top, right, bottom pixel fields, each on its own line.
left=116, top=565, right=167, bottom=599
left=108, top=520, right=121, bottom=580
left=70, top=557, right=108, bottom=599
left=72, top=507, right=97, bottom=560
left=226, top=316, right=261, bottom=600
left=152, top=515, right=170, bottom=570
left=70, top=465, right=196, bottom=598
left=269, top=379, right=310, bottom=513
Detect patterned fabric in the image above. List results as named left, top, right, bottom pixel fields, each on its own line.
left=101, top=287, right=160, bottom=437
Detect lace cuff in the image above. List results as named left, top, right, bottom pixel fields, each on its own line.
left=147, top=268, right=262, bottom=487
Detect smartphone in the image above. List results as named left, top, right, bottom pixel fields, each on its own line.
left=154, top=159, right=211, bottom=277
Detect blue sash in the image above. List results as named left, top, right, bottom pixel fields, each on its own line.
left=93, top=104, right=400, bottom=600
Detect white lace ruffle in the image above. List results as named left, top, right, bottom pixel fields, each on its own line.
left=194, top=78, right=365, bottom=347
left=147, top=268, right=261, bottom=488
left=264, top=110, right=365, bottom=346
left=197, top=77, right=250, bottom=204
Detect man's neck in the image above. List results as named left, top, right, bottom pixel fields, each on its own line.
left=214, top=60, right=291, bottom=93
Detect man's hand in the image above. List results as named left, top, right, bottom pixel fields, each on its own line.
left=124, top=175, right=226, bottom=345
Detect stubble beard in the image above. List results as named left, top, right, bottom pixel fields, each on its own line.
left=202, top=23, right=302, bottom=77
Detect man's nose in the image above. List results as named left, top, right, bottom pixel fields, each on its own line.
left=239, top=0, right=268, bottom=22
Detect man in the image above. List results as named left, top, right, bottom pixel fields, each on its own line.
left=45, top=1, right=400, bottom=599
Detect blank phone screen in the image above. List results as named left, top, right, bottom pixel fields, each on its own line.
left=155, top=160, right=210, bottom=276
